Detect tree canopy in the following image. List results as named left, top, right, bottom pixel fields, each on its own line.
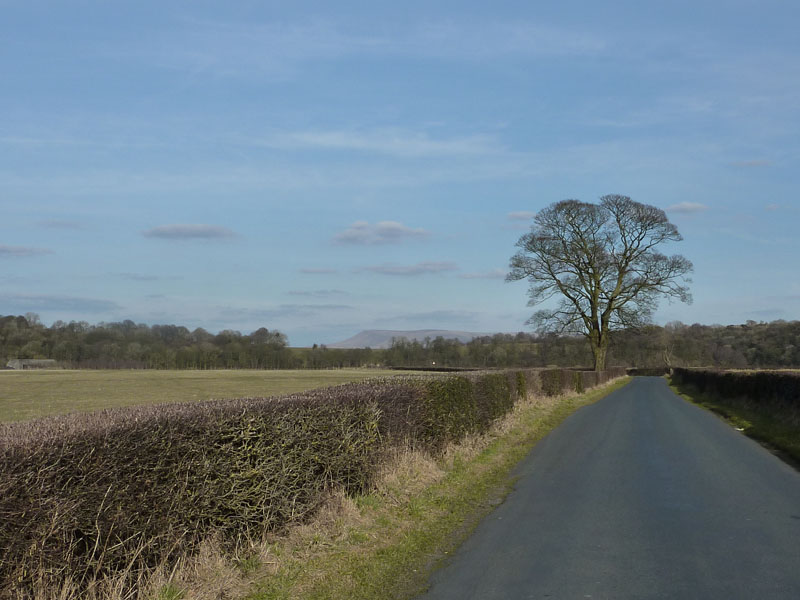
left=507, top=195, right=693, bottom=370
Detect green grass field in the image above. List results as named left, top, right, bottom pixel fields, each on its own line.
left=0, top=369, right=406, bottom=423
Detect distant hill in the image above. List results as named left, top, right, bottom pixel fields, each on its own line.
left=327, top=329, right=487, bottom=349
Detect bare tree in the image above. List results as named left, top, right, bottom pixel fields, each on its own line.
left=507, top=195, right=693, bottom=371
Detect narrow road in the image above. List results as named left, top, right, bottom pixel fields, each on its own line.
left=418, top=377, right=800, bottom=599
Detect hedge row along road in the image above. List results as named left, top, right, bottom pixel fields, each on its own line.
left=2, top=367, right=624, bottom=596
left=417, top=377, right=800, bottom=599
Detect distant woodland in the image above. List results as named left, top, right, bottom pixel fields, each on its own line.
left=1, top=314, right=799, bottom=370
left=0, top=315, right=295, bottom=369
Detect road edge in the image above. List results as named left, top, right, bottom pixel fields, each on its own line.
left=245, top=376, right=633, bottom=600
left=668, top=377, right=800, bottom=472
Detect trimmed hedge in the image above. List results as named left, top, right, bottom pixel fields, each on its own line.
left=0, top=367, right=623, bottom=595
left=540, top=369, right=565, bottom=396
left=0, top=385, right=394, bottom=593
left=538, top=367, right=626, bottom=397
left=627, top=367, right=670, bottom=377
left=671, top=368, right=800, bottom=419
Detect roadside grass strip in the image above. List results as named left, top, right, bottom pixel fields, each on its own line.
left=238, top=377, right=632, bottom=600
left=669, top=380, right=800, bottom=468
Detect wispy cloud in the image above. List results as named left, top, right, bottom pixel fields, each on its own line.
left=666, top=202, right=709, bottom=214
left=0, top=154, right=531, bottom=196
left=143, top=20, right=607, bottom=79
left=142, top=224, right=238, bottom=240
left=404, top=21, right=607, bottom=60
left=507, top=211, right=536, bottom=221
left=588, top=95, right=717, bottom=130
left=0, top=245, right=54, bottom=258
left=334, top=221, right=430, bottom=245
left=377, top=309, right=481, bottom=326
left=359, top=261, right=458, bottom=276
left=220, top=304, right=354, bottom=320
left=730, top=159, right=772, bottom=168
left=288, top=289, right=348, bottom=297
left=713, top=227, right=793, bottom=247
left=300, top=267, right=339, bottom=275
left=116, top=272, right=181, bottom=282
left=263, top=129, right=500, bottom=158
left=459, top=268, right=507, bottom=280
left=0, top=293, right=121, bottom=313
left=745, top=308, right=786, bottom=318
left=392, top=309, right=480, bottom=324
left=119, top=273, right=160, bottom=282
left=0, top=275, right=40, bottom=285
left=37, top=219, right=87, bottom=230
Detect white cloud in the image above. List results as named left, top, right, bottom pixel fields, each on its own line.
left=334, top=221, right=430, bottom=245
left=359, top=261, right=458, bottom=276
left=666, top=202, right=708, bottom=214
left=142, top=224, right=238, bottom=240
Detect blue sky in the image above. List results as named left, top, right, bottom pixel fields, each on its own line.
left=1, top=1, right=799, bottom=346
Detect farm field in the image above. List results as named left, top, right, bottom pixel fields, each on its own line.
left=0, top=368, right=407, bottom=423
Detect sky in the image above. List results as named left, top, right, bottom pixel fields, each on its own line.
left=1, top=1, right=799, bottom=347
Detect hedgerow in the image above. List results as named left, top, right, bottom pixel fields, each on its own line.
left=0, top=367, right=623, bottom=596
left=0, top=387, right=391, bottom=595
left=627, top=367, right=670, bottom=376
left=671, top=368, right=800, bottom=421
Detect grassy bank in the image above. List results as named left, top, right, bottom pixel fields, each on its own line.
left=0, top=369, right=406, bottom=422
left=228, top=377, right=633, bottom=600
left=669, top=379, right=800, bottom=466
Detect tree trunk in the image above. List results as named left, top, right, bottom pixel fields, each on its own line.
left=592, top=341, right=608, bottom=372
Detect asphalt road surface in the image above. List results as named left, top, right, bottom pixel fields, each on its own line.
left=417, top=377, right=800, bottom=599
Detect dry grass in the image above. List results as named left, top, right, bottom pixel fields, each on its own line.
left=0, top=369, right=407, bottom=423
left=376, top=448, right=446, bottom=500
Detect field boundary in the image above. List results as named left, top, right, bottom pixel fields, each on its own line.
left=0, top=367, right=625, bottom=598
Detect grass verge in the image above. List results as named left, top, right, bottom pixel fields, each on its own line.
left=668, top=378, right=800, bottom=468
left=223, top=376, right=633, bottom=600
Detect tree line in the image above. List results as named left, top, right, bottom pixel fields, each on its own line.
left=2, top=313, right=798, bottom=370
left=0, top=314, right=293, bottom=369
left=383, top=320, right=800, bottom=370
